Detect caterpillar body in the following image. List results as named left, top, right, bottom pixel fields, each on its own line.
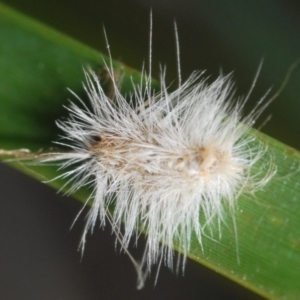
left=1, top=25, right=278, bottom=289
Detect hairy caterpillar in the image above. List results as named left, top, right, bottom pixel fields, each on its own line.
left=3, top=22, right=290, bottom=290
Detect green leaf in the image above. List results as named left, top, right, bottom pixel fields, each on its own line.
left=0, top=4, right=300, bottom=299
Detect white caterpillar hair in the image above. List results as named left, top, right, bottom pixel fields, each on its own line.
left=44, top=73, right=274, bottom=286
left=37, top=25, right=276, bottom=288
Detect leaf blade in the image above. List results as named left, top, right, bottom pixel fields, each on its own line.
left=0, top=4, right=300, bottom=299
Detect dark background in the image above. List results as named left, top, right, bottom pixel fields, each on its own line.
left=1, top=0, right=300, bottom=299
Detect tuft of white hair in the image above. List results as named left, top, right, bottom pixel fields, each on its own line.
left=41, top=57, right=275, bottom=287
